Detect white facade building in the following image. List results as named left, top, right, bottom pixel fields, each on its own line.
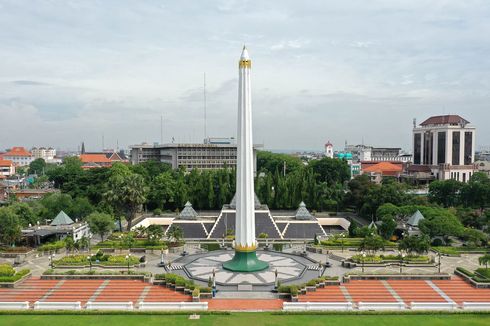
left=31, top=147, right=56, bottom=161
left=324, top=141, right=334, bottom=158
left=2, top=147, right=33, bottom=166
left=412, top=115, right=476, bottom=182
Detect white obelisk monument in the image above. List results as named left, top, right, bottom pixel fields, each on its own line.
left=223, top=46, right=268, bottom=272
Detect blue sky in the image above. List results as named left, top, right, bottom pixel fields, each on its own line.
left=0, top=0, right=489, bottom=152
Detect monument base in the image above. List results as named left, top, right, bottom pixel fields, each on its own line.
left=222, top=250, right=269, bottom=272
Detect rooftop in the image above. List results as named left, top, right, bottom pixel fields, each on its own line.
left=419, top=115, right=470, bottom=126
left=4, top=147, right=32, bottom=157
left=363, top=161, right=403, bottom=173
left=79, top=154, right=112, bottom=163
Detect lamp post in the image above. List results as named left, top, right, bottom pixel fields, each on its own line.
left=88, top=233, right=93, bottom=253
left=340, top=233, right=345, bottom=253
left=49, top=252, right=56, bottom=269
left=361, top=251, right=366, bottom=273
left=438, top=252, right=442, bottom=273
left=399, top=252, right=405, bottom=274
left=87, top=254, right=94, bottom=272
left=160, top=247, right=165, bottom=265
left=318, top=262, right=323, bottom=277
left=126, top=253, right=131, bottom=273
left=274, top=269, right=278, bottom=289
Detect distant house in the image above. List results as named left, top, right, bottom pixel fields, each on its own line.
left=2, top=147, right=33, bottom=167
left=361, top=161, right=403, bottom=183
left=79, top=151, right=128, bottom=169
left=22, top=210, right=90, bottom=246
left=0, top=159, right=15, bottom=178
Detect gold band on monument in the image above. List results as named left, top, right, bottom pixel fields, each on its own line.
left=235, top=244, right=257, bottom=252
left=239, top=60, right=251, bottom=68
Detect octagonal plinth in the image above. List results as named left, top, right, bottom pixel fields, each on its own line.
left=222, top=250, right=269, bottom=272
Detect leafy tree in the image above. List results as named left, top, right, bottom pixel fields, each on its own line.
left=256, top=151, right=303, bottom=175
left=149, top=171, right=177, bottom=210
left=479, top=254, right=490, bottom=269
left=0, top=207, right=22, bottom=246
left=379, top=215, right=397, bottom=240
left=146, top=225, right=164, bottom=243
left=104, top=172, right=148, bottom=231
left=29, top=158, right=46, bottom=175
left=64, top=236, right=75, bottom=252
left=462, top=227, right=488, bottom=247
left=360, top=233, right=384, bottom=255
left=348, top=220, right=359, bottom=237
left=122, top=233, right=135, bottom=249
left=418, top=209, right=464, bottom=240
left=9, top=202, right=37, bottom=227
left=167, top=225, right=184, bottom=243
left=428, top=179, right=463, bottom=207
left=460, top=172, right=490, bottom=212
left=87, top=212, right=114, bottom=242
left=309, top=157, right=351, bottom=186
left=398, top=235, right=430, bottom=255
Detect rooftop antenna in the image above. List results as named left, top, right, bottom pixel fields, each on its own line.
left=116, top=139, right=119, bottom=151
left=203, top=72, right=207, bottom=142
left=413, top=118, right=416, bottom=128
left=102, top=133, right=105, bottom=151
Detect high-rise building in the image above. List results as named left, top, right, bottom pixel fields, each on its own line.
left=411, top=115, right=476, bottom=182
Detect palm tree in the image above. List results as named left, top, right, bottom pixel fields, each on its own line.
left=167, top=225, right=184, bottom=243
left=105, top=173, right=148, bottom=231
left=479, top=254, right=490, bottom=269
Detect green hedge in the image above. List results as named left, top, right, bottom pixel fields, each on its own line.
left=0, top=268, right=30, bottom=283
left=37, top=241, right=65, bottom=252
left=95, top=239, right=168, bottom=250
left=201, top=243, right=221, bottom=251
left=53, top=254, right=140, bottom=267
left=475, top=268, right=490, bottom=279
left=456, top=267, right=475, bottom=277
left=42, top=269, right=148, bottom=276
left=351, top=254, right=430, bottom=263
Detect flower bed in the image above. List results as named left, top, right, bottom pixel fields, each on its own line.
left=320, top=238, right=396, bottom=248
left=53, top=254, right=140, bottom=267
left=350, top=254, right=431, bottom=264
left=94, top=239, right=168, bottom=250
left=0, top=264, right=31, bottom=286
left=37, top=241, right=65, bottom=252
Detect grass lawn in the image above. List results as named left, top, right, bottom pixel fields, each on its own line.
left=1, top=313, right=490, bottom=326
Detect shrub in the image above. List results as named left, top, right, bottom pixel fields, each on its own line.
left=37, top=241, right=65, bottom=252
left=0, top=268, right=30, bottom=282
left=273, top=243, right=283, bottom=252
left=306, top=279, right=317, bottom=287
left=201, top=243, right=221, bottom=251
left=192, top=288, right=200, bottom=297
left=153, top=208, right=162, bottom=216
left=290, top=285, right=298, bottom=296
left=475, top=268, right=490, bottom=279
left=200, top=287, right=212, bottom=293
left=0, top=264, right=15, bottom=277
left=277, top=285, right=291, bottom=293
left=456, top=267, right=474, bottom=277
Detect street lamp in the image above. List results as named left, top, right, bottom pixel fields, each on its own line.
left=126, top=253, right=131, bottom=273
left=340, top=233, right=346, bottom=253
left=361, top=251, right=366, bottom=273
left=399, top=252, right=406, bottom=274
left=49, top=252, right=56, bottom=269
left=318, top=262, right=323, bottom=277
left=87, top=254, right=94, bottom=272
left=88, top=233, right=93, bottom=253
left=438, top=252, right=442, bottom=273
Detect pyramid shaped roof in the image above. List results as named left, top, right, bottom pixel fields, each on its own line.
left=295, top=201, right=313, bottom=220
left=50, top=211, right=74, bottom=226
left=407, top=210, right=424, bottom=227
left=179, top=201, right=198, bottom=220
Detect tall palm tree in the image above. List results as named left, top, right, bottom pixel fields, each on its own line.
left=105, top=173, right=148, bottom=231
left=479, top=254, right=490, bottom=269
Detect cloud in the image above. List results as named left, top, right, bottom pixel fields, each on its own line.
left=0, top=0, right=489, bottom=151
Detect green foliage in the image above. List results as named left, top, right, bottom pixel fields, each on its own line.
left=256, top=151, right=303, bottom=175
left=192, top=288, right=200, bottom=297
left=0, top=265, right=30, bottom=283
left=359, top=234, right=385, bottom=255
left=428, top=179, right=463, bottom=207
left=378, top=215, right=397, bottom=240
left=87, top=212, right=114, bottom=242
left=463, top=228, right=488, bottom=247
left=37, top=240, right=65, bottom=252
left=0, top=264, right=15, bottom=276
left=475, top=268, right=490, bottom=279
left=201, top=243, right=221, bottom=251
left=167, top=225, right=184, bottom=242
left=398, top=235, right=430, bottom=255
left=272, top=243, right=283, bottom=251
left=418, top=208, right=464, bottom=239
left=0, top=207, right=22, bottom=246
left=29, top=158, right=47, bottom=175
left=479, top=254, right=490, bottom=268
left=54, top=254, right=139, bottom=266
left=258, top=232, right=269, bottom=239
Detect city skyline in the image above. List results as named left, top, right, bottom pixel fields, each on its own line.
left=1, top=1, right=489, bottom=151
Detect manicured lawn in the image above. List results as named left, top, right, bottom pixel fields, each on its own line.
left=1, top=313, right=490, bottom=326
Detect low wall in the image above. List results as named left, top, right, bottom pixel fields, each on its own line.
left=343, top=273, right=450, bottom=283
left=139, top=302, right=208, bottom=311
left=86, top=301, right=134, bottom=310
left=410, top=302, right=457, bottom=310
left=462, top=302, right=490, bottom=310
left=283, top=302, right=353, bottom=311
left=41, top=274, right=149, bottom=281
left=454, top=269, right=490, bottom=289
left=34, top=301, right=82, bottom=310
left=358, top=302, right=406, bottom=311
left=0, top=301, right=30, bottom=310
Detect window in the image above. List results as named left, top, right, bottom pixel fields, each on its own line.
left=452, top=131, right=460, bottom=165
left=414, top=133, right=421, bottom=164
left=464, top=131, right=473, bottom=165
left=437, top=132, right=446, bottom=164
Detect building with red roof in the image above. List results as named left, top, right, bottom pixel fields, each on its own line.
left=79, top=154, right=113, bottom=169
left=0, top=159, right=15, bottom=178
left=2, top=147, right=33, bottom=166
left=361, top=161, right=403, bottom=183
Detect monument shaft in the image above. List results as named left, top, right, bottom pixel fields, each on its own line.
left=223, top=46, right=268, bottom=272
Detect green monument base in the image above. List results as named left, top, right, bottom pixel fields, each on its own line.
left=223, top=250, right=269, bottom=272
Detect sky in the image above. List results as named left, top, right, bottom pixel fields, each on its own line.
left=1, top=0, right=489, bottom=153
